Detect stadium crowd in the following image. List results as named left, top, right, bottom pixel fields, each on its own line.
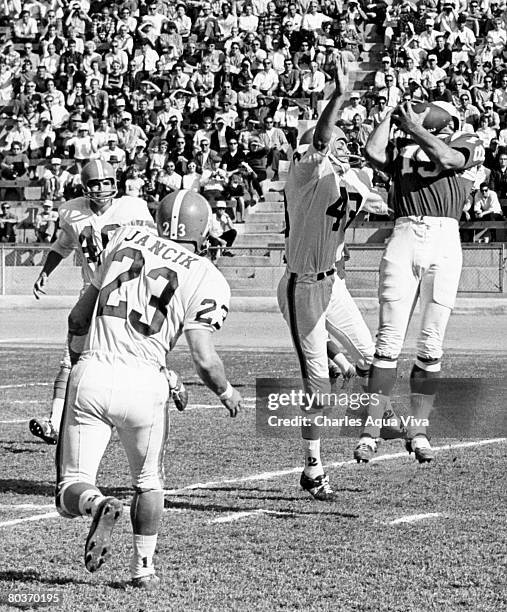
left=0, top=0, right=506, bottom=245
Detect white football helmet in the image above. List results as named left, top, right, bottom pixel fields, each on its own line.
left=81, top=160, right=118, bottom=206
left=157, top=189, right=212, bottom=253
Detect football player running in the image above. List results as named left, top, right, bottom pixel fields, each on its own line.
left=359, top=101, right=485, bottom=463
left=56, top=190, right=241, bottom=589
left=29, top=160, right=185, bottom=444
left=277, top=66, right=389, bottom=501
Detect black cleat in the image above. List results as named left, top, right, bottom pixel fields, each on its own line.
left=300, top=471, right=337, bottom=501
left=29, top=418, right=58, bottom=445
left=84, top=497, right=123, bottom=573
left=131, top=574, right=161, bottom=590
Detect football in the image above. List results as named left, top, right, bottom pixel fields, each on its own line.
left=392, top=101, right=455, bottom=132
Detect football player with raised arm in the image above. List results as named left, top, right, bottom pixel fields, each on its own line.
left=29, top=160, right=185, bottom=444
left=277, top=66, right=389, bottom=500
left=359, top=101, right=485, bottom=463
left=56, top=190, right=242, bottom=589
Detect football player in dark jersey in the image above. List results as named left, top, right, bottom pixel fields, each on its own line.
left=356, top=101, right=485, bottom=463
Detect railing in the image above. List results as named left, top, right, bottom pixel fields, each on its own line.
left=0, top=243, right=505, bottom=295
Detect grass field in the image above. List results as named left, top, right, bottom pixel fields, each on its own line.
left=1, top=348, right=506, bottom=612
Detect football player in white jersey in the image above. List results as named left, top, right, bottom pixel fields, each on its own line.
left=55, top=190, right=242, bottom=589
left=29, top=160, right=173, bottom=445
left=277, top=68, right=389, bottom=501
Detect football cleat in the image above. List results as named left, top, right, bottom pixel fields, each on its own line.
left=300, top=471, right=337, bottom=501
left=354, top=437, right=378, bottom=463
left=131, top=574, right=161, bottom=591
left=84, top=497, right=123, bottom=573
left=166, top=370, right=188, bottom=412
left=29, top=418, right=58, bottom=445
left=405, top=435, right=435, bottom=464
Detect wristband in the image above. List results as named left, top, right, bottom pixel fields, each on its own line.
left=218, top=381, right=233, bottom=401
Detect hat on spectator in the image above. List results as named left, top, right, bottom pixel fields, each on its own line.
left=215, top=201, right=227, bottom=208
left=425, top=18, right=434, bottom=25
left=325, top=39, right=335, bottom=46
left=122, top=112, right=132, bottom=120
left=350, top=92, right=360, bottom=98
left=78, top=123, right=89, bottom=131
left=216, top=116, right=225, bottom=124
left=135, top=140, right=146, bottom=149
left=428, top=53, right=437, bottom=60
left=51, top=157, right=62, bottom=165
left=42, top=200, right=53, bottom=207
left=250, top=137, right=261, bottom=145
left=485, top=101, right=494, bottom=107
left=2, top=203, right=10, bottom=208
left=381, top=55, right=391, bottom=62
left=107, top=133, right=118, bottom=142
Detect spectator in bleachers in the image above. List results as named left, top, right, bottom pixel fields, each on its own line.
left=488, top=151, right=507, bottom=214
left=374, top=55, right=397, bottom=89
left=42, top=157, right=70, bottom=203
left=457, top=93, right=481, bottom=131
left=0, top=202, right=19, bottom=242
left=1, top=141, right=28, bottom=179
left=258, top=115, right=288, bottom=181
left=34, top=200, right=58, bottom=242
left=64, top=123, right=96, bottom=166
left=182, top=159, right=201, bottom=191
left=474, top=182, right=504, bottom=239
left=301, top=60, right=325, bottom=117
left=476, top=115, right=498, bottom=147
left=340, top=91, right=367, bottom=126
left=124, top=165, right=145, bottom=198
left=28, top=117, right=54, bottom=159
left=208, top=200, right=237, bottom=257
left=99, top=134, right=126, bottom=169
left=2, top=116, right=31, bottom=152
left=473, top=74, right=495, bottom=114
left=201, top=155, right=228, bottom=205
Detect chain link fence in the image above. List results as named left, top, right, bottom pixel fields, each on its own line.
left=0, top=243, right=505, bottom=296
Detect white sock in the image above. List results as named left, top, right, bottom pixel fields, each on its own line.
left=78, top=490, right=104, bottom=518
left=303, top=438, right=323, bottom=478
left=49, top=398, right=65, bottom=433
left=130, top=534, right=158, bottom=579
left=333, top=353, right=353, bottom=376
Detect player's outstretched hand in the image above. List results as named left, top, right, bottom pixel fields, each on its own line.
left=33, top=272, right=48, bottom=299
left=221, top=387, right=242, bottom=417
left=334, top=58, right=347, bottom=97
left=391, top=101, right=429, bottom=135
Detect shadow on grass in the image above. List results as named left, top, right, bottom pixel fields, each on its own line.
left=0, top=479, right=133, bottom=499
left=164, top=498, right=359, bottom=519
left=0, top=568, right=89, bottom=586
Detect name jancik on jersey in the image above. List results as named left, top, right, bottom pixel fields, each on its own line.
left=124, top=230, right=199, bottom=270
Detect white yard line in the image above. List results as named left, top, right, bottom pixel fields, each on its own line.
left=210, top=509, right=293, bottom=524
left=1, top=438, right=505, bottom=530
left=0, top=419, right=31, bottom=424
left=165, top=438, right=507, bottom=495
left=0, top=512, right=60, bottom=528
left=0, top=382, right=51, bottom=389
left=0, top=504, right=54, bottom=510
left=388, top=513, right=444, bottom=525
